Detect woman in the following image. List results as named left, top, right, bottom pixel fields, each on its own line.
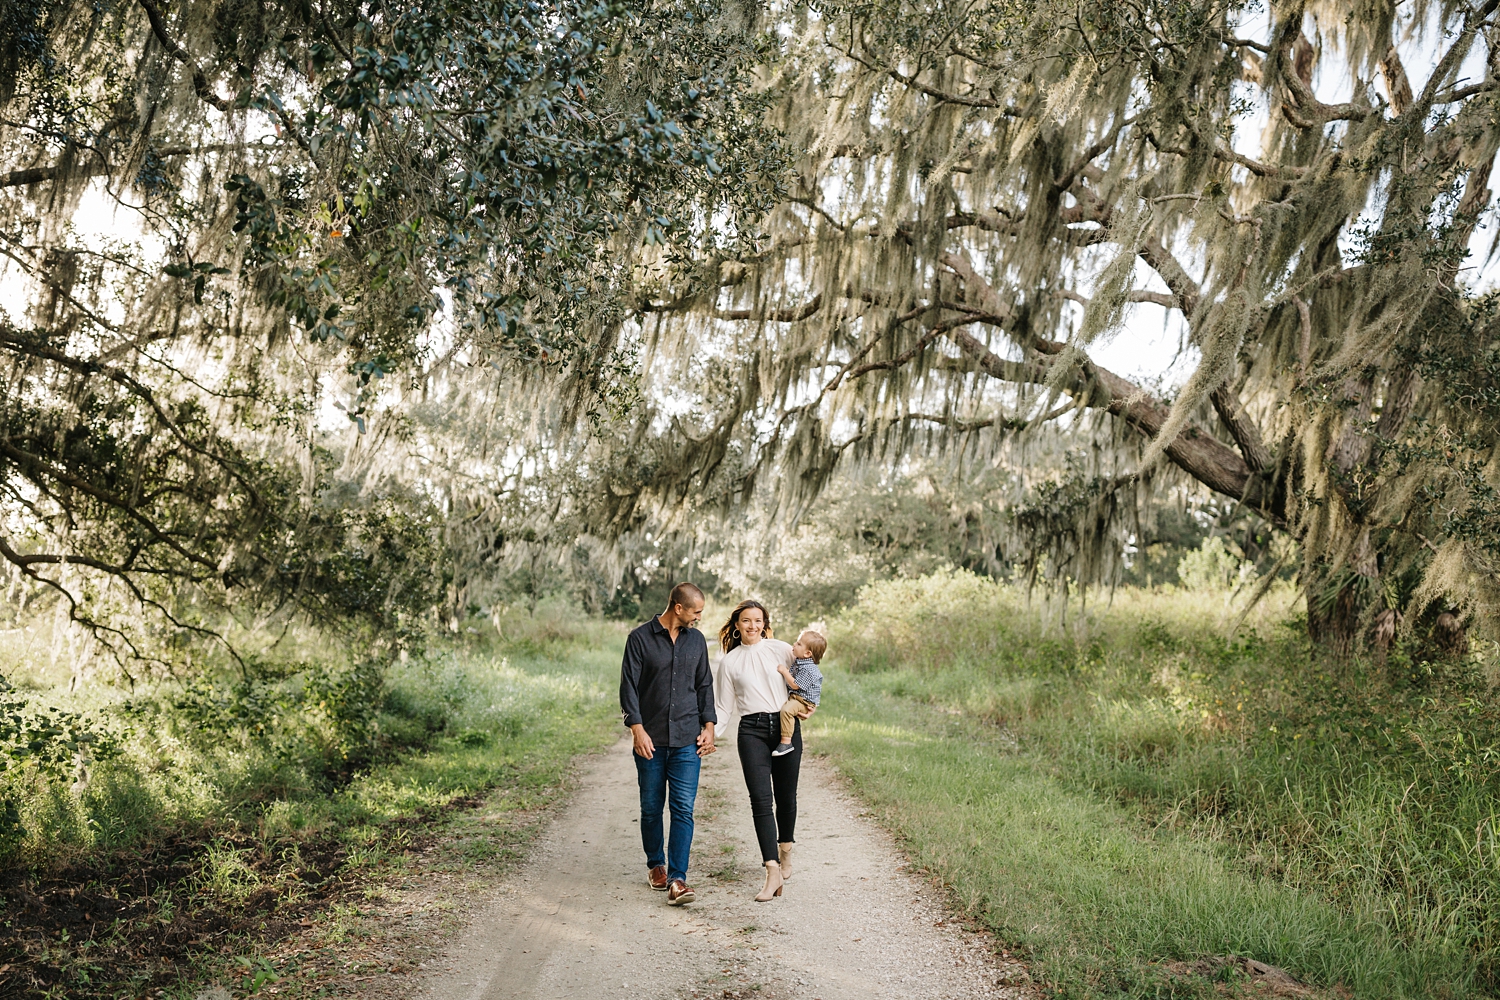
left=714, top=599, right=811, bottom=902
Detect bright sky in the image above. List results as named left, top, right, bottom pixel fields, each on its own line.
left=1090, top=306, right=1197, bottom=390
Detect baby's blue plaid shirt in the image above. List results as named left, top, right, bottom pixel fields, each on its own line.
left=787, top=657, right=823, bottom=705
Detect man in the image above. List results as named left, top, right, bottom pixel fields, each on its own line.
left=619, top=582, right=716, bottom=905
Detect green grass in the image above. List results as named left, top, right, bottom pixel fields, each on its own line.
left=810, top=570, right=1499, bottom=999
left=2, top=610, right=622, bottom=863
left=0, top=606, right=626, bottom=996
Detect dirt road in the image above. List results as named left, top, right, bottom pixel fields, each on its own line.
left=414, top=730, right=1028, bottom=1000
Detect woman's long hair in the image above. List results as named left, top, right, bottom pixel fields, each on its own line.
left=719, top=599, right=772, bottom=654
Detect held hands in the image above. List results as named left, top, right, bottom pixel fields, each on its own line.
left=696, top=723, right=716, bottom=757
left=630, top=724, right=655, bottom=760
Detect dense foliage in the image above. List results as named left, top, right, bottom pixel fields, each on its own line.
left=0, top=0, right=779, bottom=665
left=631, top=0, right=1500, bottom=652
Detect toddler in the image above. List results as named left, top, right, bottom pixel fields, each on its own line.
left=771, top=631, right=825, bottom=757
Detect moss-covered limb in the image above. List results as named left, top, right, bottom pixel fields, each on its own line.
left=631, top=0, right=1500, bottom=647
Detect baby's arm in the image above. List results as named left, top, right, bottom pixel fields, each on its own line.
left=777, top=663, right=802, bottom=691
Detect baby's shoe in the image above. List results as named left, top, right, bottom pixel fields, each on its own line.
left=770, top=743, right=796, bottom=757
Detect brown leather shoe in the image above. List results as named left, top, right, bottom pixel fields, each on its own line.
left=647, top=865, right=669, bottom=891
left=666, top=880, right=695, bottom=905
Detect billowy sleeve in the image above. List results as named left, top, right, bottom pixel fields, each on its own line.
left=712, top=647, right=736, bottom=737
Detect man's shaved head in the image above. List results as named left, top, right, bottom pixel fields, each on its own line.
left=668, top=582, right=705, bottom=610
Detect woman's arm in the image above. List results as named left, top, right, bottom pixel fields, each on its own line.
left=711, top=649, right=736, bottom=737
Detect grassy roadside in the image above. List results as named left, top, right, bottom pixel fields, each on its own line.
left=811, top=677, right=1454, bottom=999
left=1, top=613, right=625, bottom=998
left=808, top=571, right=1496, bottom=999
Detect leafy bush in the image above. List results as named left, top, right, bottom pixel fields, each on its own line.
left=1176, top=536, right=1252, bottom=593
left=0, top=604, right=622, bottom=868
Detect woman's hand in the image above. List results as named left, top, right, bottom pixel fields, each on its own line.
left=794, top=702, right=816, bottom=720
left=696, top=723, right=716, bottom=757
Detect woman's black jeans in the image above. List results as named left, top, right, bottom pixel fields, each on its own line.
left=736, top=711, right=801, bottom=864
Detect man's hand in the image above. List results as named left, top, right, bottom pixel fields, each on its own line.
left=696, top=723, right=716, bottom=757
left=631, top=724, right=655, bottom=759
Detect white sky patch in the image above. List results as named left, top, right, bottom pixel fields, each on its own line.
left=1091, top=305, right=1198, bottom=391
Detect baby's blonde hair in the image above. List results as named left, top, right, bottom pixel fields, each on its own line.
left=798, top=630, right=827, bottom=664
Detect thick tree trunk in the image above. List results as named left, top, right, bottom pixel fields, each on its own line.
left=1306, top=579, right=1361, bottom=657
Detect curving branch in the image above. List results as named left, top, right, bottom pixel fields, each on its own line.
left=934, top=251, right=1282, bottom=522
left=1147, top=133, right=1306, bottom=179
left=138, top=0, right=233, bottom=112
left=1137, top=237, right=1202, bottom=318
left=715, top=294, right=824, bottom=322
left=1209, top=386, right=1272, bottom=472
left=944, top=328, right=1282, bottom=522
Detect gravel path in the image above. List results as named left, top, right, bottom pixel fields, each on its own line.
left=415, top=730, right=1031, bottom=1000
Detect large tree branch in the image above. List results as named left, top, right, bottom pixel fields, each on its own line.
left=0, top=143, right=251, bottom=189
left=944, top=329, right=1280, bottom=521
left=138, top=0, right=232, bottom=112
left=1209, top=386, right=1272, bottom=471
left=945, top=246, right=1277, bottom=481
left=1147, top=133, right=1306, bottom=179
left=1137, top=237, right=1202, bottom=317
left=714, top=294, right=824, bottom=322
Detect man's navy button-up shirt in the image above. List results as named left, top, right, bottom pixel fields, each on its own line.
left=619, top=616, right=716, bottom=749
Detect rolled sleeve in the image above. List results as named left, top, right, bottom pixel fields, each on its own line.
left=619, top=632, right=645, bottom=728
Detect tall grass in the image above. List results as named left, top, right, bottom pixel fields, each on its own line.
left=818, top=570, right=1500, bottom=997
left=3, top=604, right=627, bottom=995
left=1, top=605, right=624, bottom=866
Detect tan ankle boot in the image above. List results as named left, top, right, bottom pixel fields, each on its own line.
left=777, top=842, right=793, bottom=881
left=754, top=860, right=783, bottom=902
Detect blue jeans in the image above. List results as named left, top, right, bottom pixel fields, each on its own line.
left=634, top=744, right=701, bottom=884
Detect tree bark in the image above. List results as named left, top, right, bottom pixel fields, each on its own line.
left=945, top=329, right=1284, bottom=524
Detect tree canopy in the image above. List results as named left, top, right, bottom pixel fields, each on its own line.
left=0, top=0, right=777, bottom=664
left=6, top=0, right=1500, bottom=661
left=632, top=0, right=1500, bottom=651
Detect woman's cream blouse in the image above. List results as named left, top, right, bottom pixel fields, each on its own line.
left=713, top=637, right=796, bottom=733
